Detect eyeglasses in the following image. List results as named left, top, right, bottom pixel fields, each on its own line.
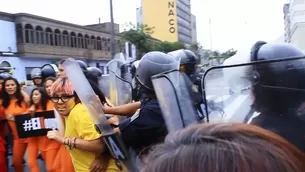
left=50, top=95, right=74, bottom=103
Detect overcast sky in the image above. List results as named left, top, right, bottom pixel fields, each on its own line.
left=1, top=0, right=286, bottom=52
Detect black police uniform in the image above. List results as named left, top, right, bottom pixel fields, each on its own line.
left=248, top=41, right=305, bottom=152
left=118, top=98, right=166, bottom=155
left=168, top=49, right=205, bottom=119
left=115, top=51, right=178, bottom=156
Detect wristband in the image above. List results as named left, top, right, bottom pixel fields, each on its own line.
left=72, top=137, right=77, bottom=149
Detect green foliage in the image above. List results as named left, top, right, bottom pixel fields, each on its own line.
left=121, top=23, right=185, bottom=59
left=120, top=23, right=237, bottom=62
left=152, top=41, right=185, bottom=53
left=121, top=23, right=155, bottom=59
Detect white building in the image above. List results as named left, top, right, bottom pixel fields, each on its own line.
left=136, top=7, right=143, bottom=26
left=284, top=0, right=305, bottom=49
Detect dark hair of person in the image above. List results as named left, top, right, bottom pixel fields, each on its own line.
left=30, top=87, right=48, bottom=111
left=73, top=79, right=109, bottom=106
left=44, top=76, right=56, bottom=85
left=2, top=77, right=24, bottom=108
left=141, top=123, right=305, bottom=172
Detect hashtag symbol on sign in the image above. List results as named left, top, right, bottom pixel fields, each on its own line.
left=23, top=120, right=33, bottom=131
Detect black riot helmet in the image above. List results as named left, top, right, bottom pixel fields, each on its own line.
left=41, top=64, right=57, bottom=82
left=168, top=49, right=198, bottom=75
left=87, top=67, right=102, bottom=78
left=250, top=41, right=305, bottom=115
left=76, top=60, right=88, bottom=72
left=136, top=51, right=179, bottom=91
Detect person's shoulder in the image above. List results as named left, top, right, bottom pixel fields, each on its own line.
left=70, top=103, right=93, bottom=121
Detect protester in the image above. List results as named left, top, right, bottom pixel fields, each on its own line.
left=142, top=123, right=305, bottom=172
left=2, top=77, right=29, bottom=172
left=47, top=77, right=119, bottom=172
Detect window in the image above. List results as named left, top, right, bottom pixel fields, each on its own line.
left=176, top=8, right=191, bottom=21
left=177, top=16, right=191, bottom=28
left=178, top=25, right=191, bottom=36
left=178, top=33, right=192, bottom=44
left=176, top=0, right=191, bottom=13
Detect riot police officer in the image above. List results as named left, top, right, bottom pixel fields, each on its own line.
left=87, top=66, right=103, bottom=85
left=41, top=64, right=57, bottom=82
left=131, top=60, right=141, bottom=101
left=109, top=51, right=178, bottom=157
left=77, top=60, right=88, bottom=72
left=30, top=68, right=42, bottom=86
left=168, top=49, right=205, bottom=119
left=247, top=41, right=305, bottom=152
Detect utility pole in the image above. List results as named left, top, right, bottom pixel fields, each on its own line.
left=110, top=0, right=116, bottom=59
left=209, top=18, right=213, bottom=51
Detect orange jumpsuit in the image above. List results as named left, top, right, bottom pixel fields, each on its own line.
left=27, top=101, right=62, bottom=172
left=0, top=102, right=8, bottom=172
left=4, top=99, right=28, bottom=172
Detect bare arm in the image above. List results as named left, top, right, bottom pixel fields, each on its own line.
left=73, top=137, right=105, bottom=153
left=103, top=101, right=141, bottom=116
left=21, top=90, right=31, bottom=106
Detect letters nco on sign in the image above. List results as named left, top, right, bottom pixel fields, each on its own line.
left=168, top=1, right=176, bottom=34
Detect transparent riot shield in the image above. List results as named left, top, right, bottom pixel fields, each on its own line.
left=107, top=55, right=125, bottom=106
left=99, top=74, right=110, bottom=99
left=202, top=56, right=305, bottom=123
left=152, top=69, right=198, bottom=132
left=62, top=58, right=136, bottom=171
left=107, top=53, right=133, bottom=105
left=114, top=64, right=132, bottom=105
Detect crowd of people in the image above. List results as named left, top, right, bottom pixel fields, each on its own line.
left=0, top=41, right=305, bottom=172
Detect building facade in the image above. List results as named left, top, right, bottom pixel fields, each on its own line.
left=283, top=0, right=305, bottom=50
left=0, top=11, right=126, bottom=81
left=137, top=0, right=196, bottom=45
left=191, top=14, right=197, bottom=44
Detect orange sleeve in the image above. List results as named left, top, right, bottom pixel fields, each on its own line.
left=47, top=101, right=54, bottom=111
left=4, top=100, right=29, bottom=140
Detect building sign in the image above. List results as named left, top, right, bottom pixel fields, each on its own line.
left=142, top=0, right=178, bottom=42
left=15, top=110, right=57, bottom=138
left=168, top=1, right=176, bottom=33
left=0, top=20, right=17, bottom=53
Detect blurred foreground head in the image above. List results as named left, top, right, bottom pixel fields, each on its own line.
left=141, top=123, right=305, bottom=172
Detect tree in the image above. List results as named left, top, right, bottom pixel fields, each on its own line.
left=201, top=48, right=237, bottom=65
left=121, top=23, right=187, bottom=59
left=189, top=42, right=203, bottom=58
left=121, top=23, right=155, bottom=59
left=221, top=48, right=238, bottom=59
left=152, top=41, right=185, bottom=53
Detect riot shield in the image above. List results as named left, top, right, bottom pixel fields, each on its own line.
left=107, top=53, right=132, bottom=105
left=62, top=58, right=136, bottom=171
left=202, top=56, right=305, bottom=123
left=99, top=74, right=110, bottom=99
left=152, top=69, right=198, bottom=132
left=115, top=64, right=132, bottom=105
left=107, top=58, right=124, bottom=106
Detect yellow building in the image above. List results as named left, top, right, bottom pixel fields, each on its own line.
left=136, top=0, right=195, bottom=45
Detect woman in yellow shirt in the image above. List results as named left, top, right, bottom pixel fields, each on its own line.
left=46, top=77, right=119, bottom=172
